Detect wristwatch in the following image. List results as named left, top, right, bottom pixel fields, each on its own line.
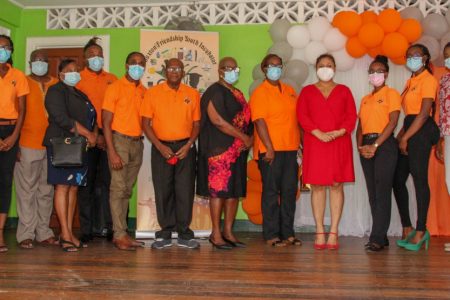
left=373, top=143, right=379, bottom=148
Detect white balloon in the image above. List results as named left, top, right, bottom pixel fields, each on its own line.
left=307, top=16, right=331, bottom=42
left=269, top=19, right=292, bottom=42
left=441, top=32, right=450, bottom=53
left=399, top=7, right=424, bottom=22
left=290, top=48, right=306, bottom=61
left=305, top=41, right=328, bottom=65
left=331, top=49, right=356, bottom=72
left=422, top=13, right=449, bottom=40
left=281, top=78, right=301, bottom=95
left=284, top=59, right=310, bottom=86
left=268, top=41, right=293, bottom=63
left=252, top=64, right=265, bottom=80
left=286, top=25, right=310, bottom=49
left=446, top=8, right=450, bottom=26
left=323, top=28, right=347, bottom=52
left=416, top=35, right=440, bottom=61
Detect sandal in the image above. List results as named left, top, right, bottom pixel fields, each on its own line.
left=19, top=239, right=34, bottom=249
left=59, top=239, right=78, bottom=252
left=314, top=233, right=327, bottom=250
left=284, top=237, right=302, bottom=246
left=39, top=236, right=59, bottom=246
left=266, top=238, right=287, bottom=247
left=326, top=232, right=339, bottom=250
left=0, top=245, right=8, bottom=253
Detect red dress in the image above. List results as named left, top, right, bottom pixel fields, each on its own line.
left=297, top=84, right=357, bottom=185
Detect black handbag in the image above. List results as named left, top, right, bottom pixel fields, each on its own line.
left=50, top=128, right=87, bottom=167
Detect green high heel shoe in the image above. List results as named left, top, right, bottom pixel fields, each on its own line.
left=396, top=230, right=416, bottom=248
left=404, top=231, right=430, bottom=251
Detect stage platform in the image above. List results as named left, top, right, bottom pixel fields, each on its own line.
left=1, top=231, right=449, bottom=299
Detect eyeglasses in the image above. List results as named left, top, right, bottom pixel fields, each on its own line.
left=166, top=66, right=183, bottom=73
left=368, top=70, right=386, bottom=74
left=0, top=46, right=12, bottom=51
left=266, top=64, right=283, bottom=69
left=222, top=66, right=240, bottom=72
left=405, top=54, right=422, bottom=59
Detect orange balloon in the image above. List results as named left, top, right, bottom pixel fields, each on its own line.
left=361, top=11, right=378, bottom=24
left=397, top=19, right=422, bottom=43
left=358, top=23, right=384, bottom=48
left=377, top=9, right=402, bottom=33
left=248, top=213, right=263, bottom=225
left=381, top=32, right=409, bottom=59
left=391, top=55, right=406, bottom=65
left=333, top=11, right=362, bottom=37
left=346, top=37, right=368, bottom=58
left=247, top=179, right=262, bottom=193
left=247, top=159, right=261, bottom=181
left=367, top=45, right=384, bottom=58
left=242, top=191, right=261, bottom=215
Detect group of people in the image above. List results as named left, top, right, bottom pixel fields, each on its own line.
left=0, top=32, right=449, bottom=253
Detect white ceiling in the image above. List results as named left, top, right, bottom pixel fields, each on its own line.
left=9, top=0, right=201, bottom=8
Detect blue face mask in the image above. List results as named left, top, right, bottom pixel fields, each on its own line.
left=266, top=66, right=282, bottom=81
left=224, top=70, right=239, bottom=85
left=445, top=57, right=450, bottom=70
left=31, top=61, right=48, bottom=76
left=0, top=48, right=11, bottom=63
left=88, top=56, right=104, bottom=72
left=406, top=57, right=424, bottom=72
left=63, top=72, right=81, bottom=86
left=128, top=65, right=144, bottom=81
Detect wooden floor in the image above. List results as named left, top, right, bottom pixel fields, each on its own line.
left=1, top=231, right=450, bottom=300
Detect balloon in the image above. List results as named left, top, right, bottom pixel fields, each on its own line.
left=249, top=79, right=263, bottom=97
left=381, top=32, right=409, bottom=59
left=252, top=64, right=265, bottom=80
left=286, top=25, right=310, bottom=49
left=248, top=213, right=263, bottom=225
left=441, top=32, right=450, bottom=54
left=397, top=19, right=422, bottom=43
left=361, top=11, right=378, bottom=24
left=416, top=35, right=440, bottom=61
left=400, top=7, right=424, bottom=22
left=345, top=37, right=367, bottom=58
left=422, top=13, right=449, bottom=40
left=268, top=41, right=293, bottom=63
left=305, top=41, right=328, bottom=65
left=283, top=59, right=309, bottom=85
left=323, top=28, right=347, bottom=52
left=242, top=191, right=262, bottom=216
left=358, top=23, right=384, bottom=48
left=331, top=48, right=356, bottom=72
left=390, top=56, right=406, bottom=65
left=281, top=77, right=301, bottom=95
left=247, top=179, right=262, bottom=193
left=377, top=9, right=402, bottom=33
left=333, top=11, right=362, bottom=37
left=290, top=48, right=306, bottom=61
left=446, top=8, right=450, bottom=26
left=307, top=16, right=331, bottom=41
left=367, top=46, right=384, bottom=58
left=247, top=159, right=261, bottom=181
left=269, top=19, right=292, bottom=42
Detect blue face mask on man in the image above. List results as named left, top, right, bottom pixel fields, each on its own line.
left=88, top=56, right=104, bottom=72
left=128, top=65, right=144, bottom=81
left=406, top=57, right=424, bottom=72
left=63, top=72, right=81, bottom=86
left=0, top=48, right=11, bottom=63
left=224, top=69, right=239, bottom=85
left=266, top=66, right=282, bottom=81
left=445, top=57, right=450, bottom=70
left=31, top=61, right=48, bottom=76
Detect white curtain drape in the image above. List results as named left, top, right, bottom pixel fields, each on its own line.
left=294, top=56, right=419, bottom=237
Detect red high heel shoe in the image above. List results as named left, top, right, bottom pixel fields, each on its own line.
left=326, top=232, right=339, bottom=250
left=314, top=232, right=327, bottom=250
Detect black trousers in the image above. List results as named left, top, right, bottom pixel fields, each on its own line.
left=151, top=141, right=196, bottom=240
left=393, top=116, right=439, bottom=231
left=0, top=125, right=18, bottom=214
left=77, top=146, right=112, bottom=236
left=258, top=151, right=298, bottom=241
left=360, top=135, right=397, bottom=245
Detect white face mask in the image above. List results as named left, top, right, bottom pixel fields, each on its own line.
left=316, top=67, right=335, bottom=82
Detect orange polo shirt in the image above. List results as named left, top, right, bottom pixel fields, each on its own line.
left=402, top=70, right=438, bottom=115
left=0, top=64, right=29, bottom=119
left=359, top=86, right=401, bottom=135
left=249, top=80, right=300, bottom=158
left=20, top=76, right=58, bottom=149
left=140, top=82, right=200, bottom=141
left=77, top=68, right=117, bottom=128
left=102, top=76, right=146, bottom=137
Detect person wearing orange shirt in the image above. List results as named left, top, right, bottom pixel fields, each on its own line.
left=356, top=55, right=401, bottom=252
left=76, top=37, right=117, bottom=243
left=0, top=35, right=29, bottom=253
left=14, top=49, right=59, bottom=249
left=249, top=54, right=301, bottom=247
left=103, top=52, right=146, bottom=251
left=393, top=44, right=440, bottom=251
left=141, top=58, right=201, bottom=250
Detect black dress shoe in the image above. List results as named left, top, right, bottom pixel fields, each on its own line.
left=223, top=237, right=247, bottom=248
left=366, top=242, right=384, bottom=252
left=208, top=239, right=233, bottom=250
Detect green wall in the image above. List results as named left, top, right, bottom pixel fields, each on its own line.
left=5, top=5, right=272, bottom=219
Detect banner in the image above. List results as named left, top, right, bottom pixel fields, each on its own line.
left=137, top=30, right=219, bottom=238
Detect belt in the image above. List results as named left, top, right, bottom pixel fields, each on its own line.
left=0, top=119, right=17, bottom=126
left=363, top=133, right=379, bottom=139
left=160, top=138, right=189, bottom=145
left=113, top=131, right=143, bottom=141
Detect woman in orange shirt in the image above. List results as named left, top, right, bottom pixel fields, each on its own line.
left=357, top=55, right=401, bottom=252
left=393, top=44, right=440, bottom=251
left=0, top=35, right=29, bottom=253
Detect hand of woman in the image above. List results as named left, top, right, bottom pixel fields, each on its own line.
left=326, top=129, right=346, bottom=139
left=399, top=137, right=408, bottom=155
left=312, top=129, right=333, bottom=143
left=242, top=134, right=253, bottom=149
left=436, top=138, right=444, bottom=162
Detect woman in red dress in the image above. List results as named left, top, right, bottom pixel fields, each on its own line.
left=297, top=54, right=357, bottom=250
